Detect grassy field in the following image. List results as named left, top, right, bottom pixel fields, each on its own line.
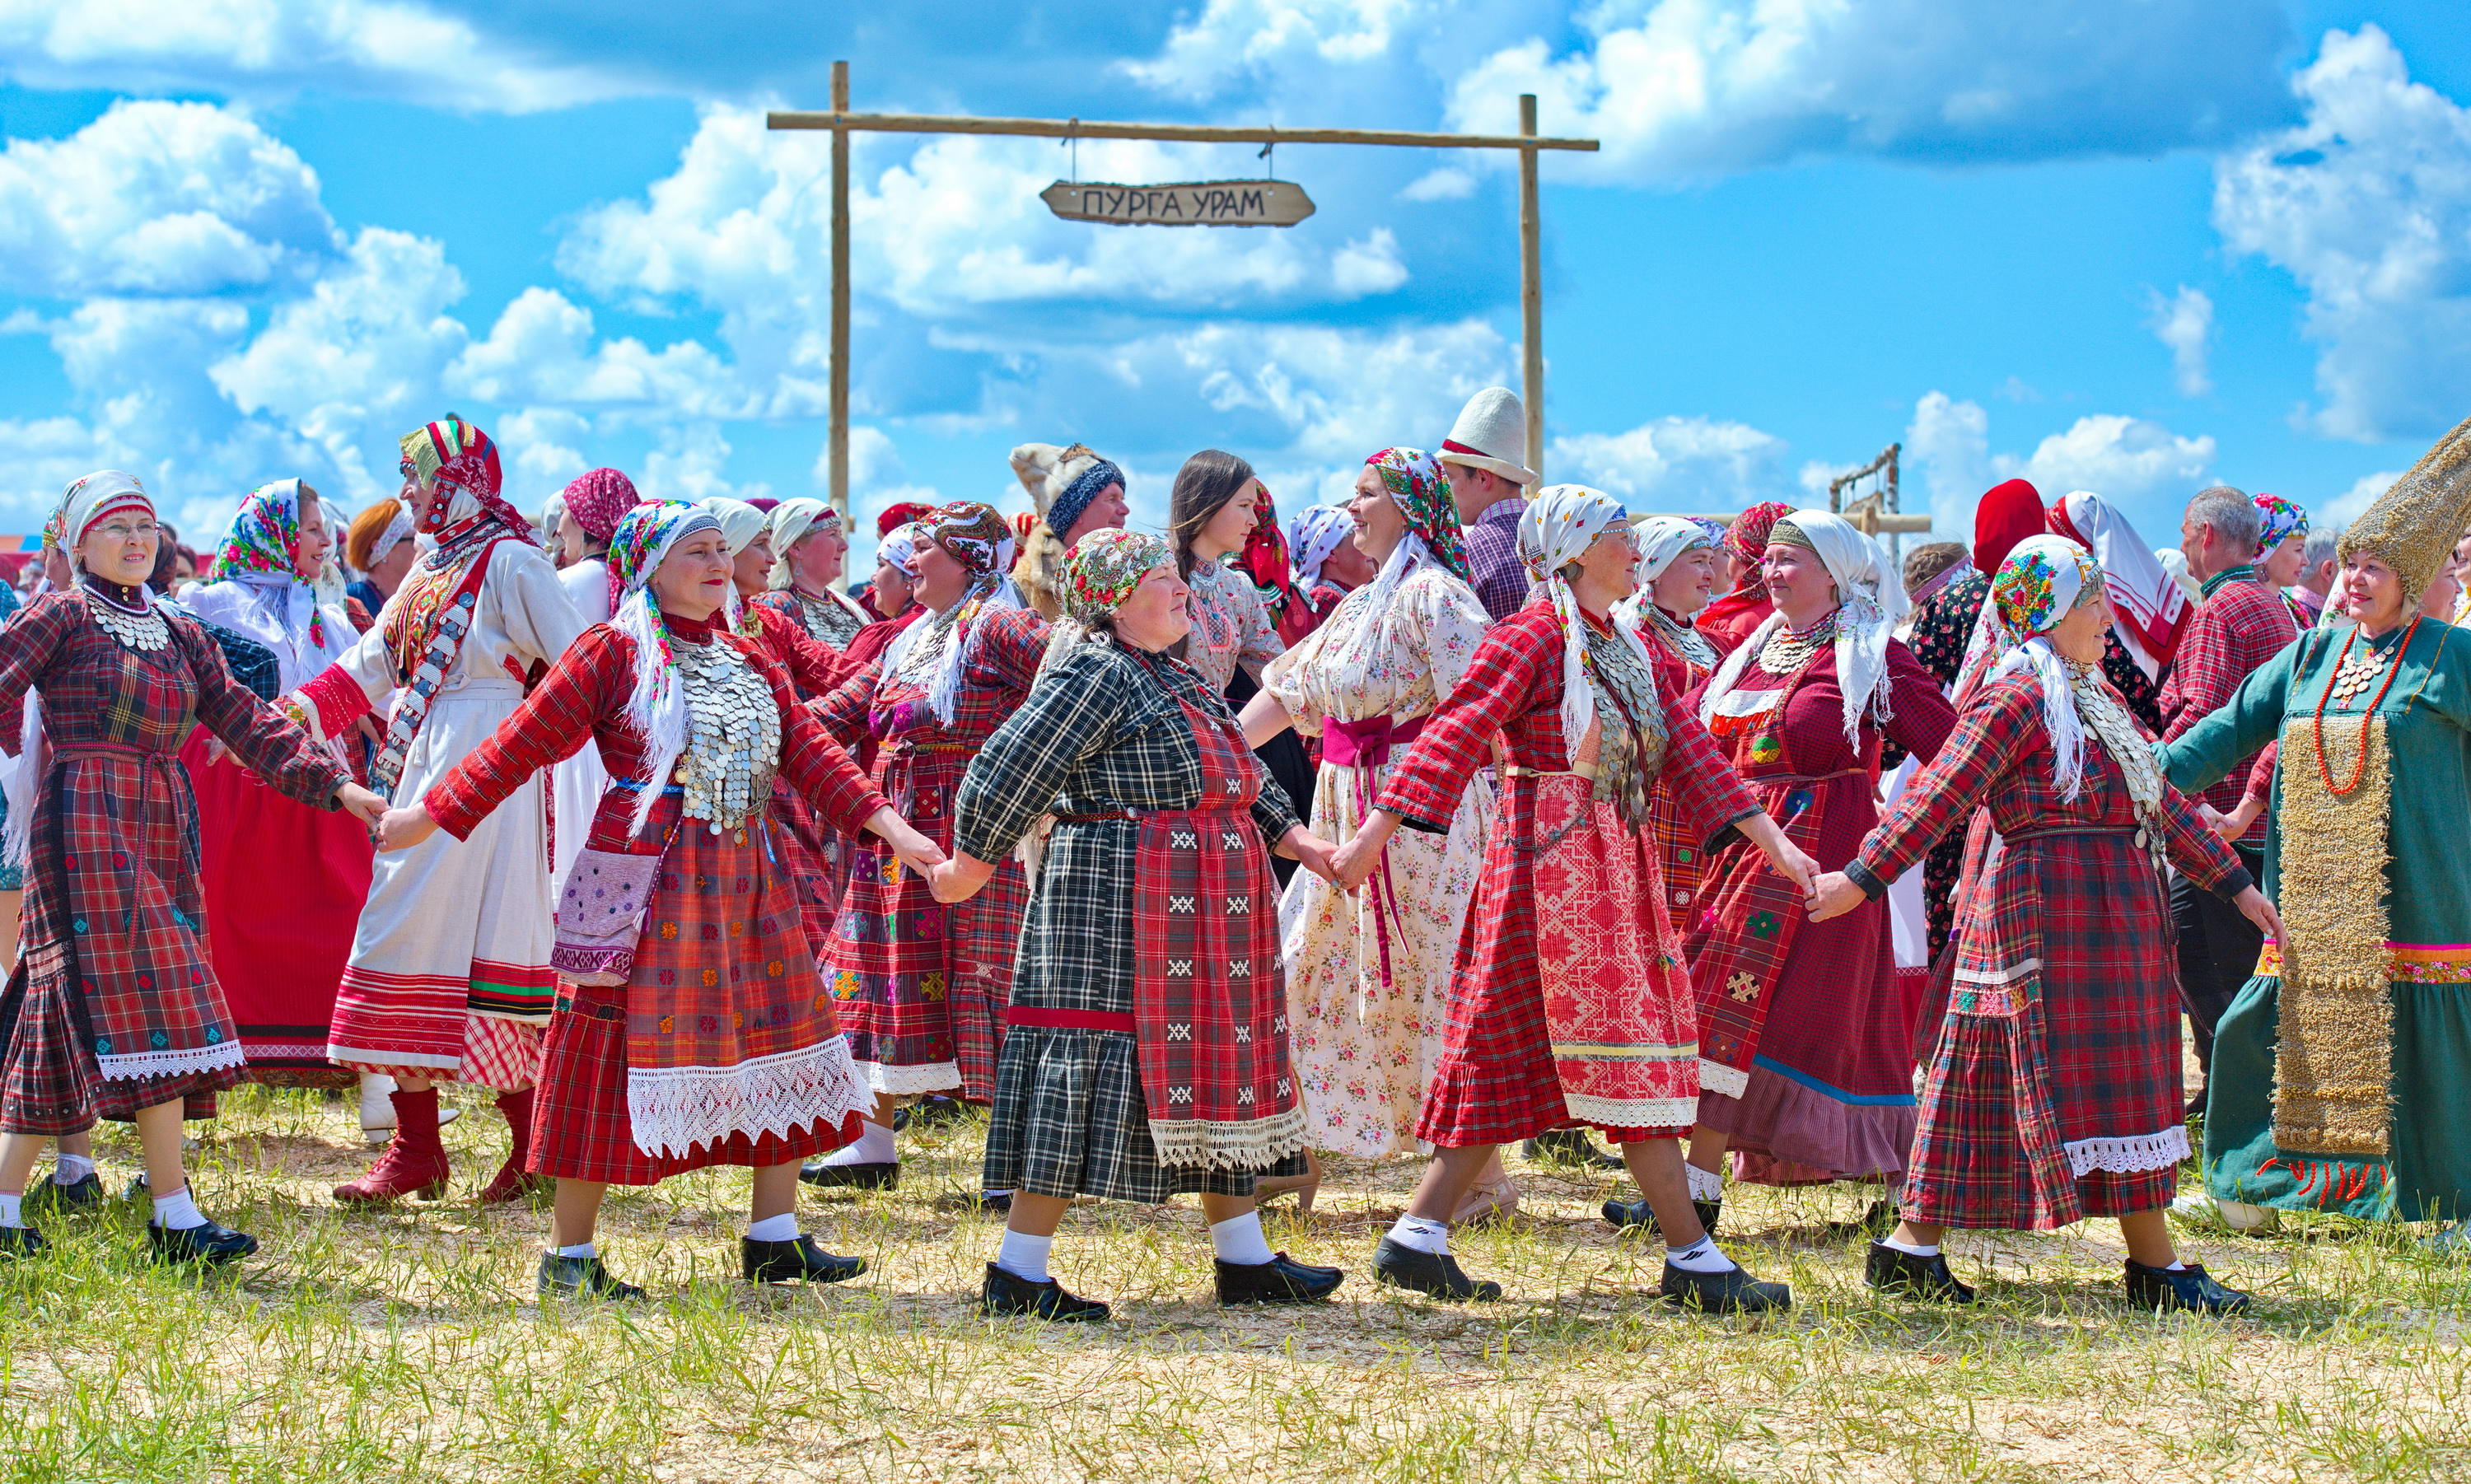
left=1, top=1084, right=2466, bottom=1484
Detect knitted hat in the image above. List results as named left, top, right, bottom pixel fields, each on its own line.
left=1009, top=441, right=1124, bottom=538
left=1436, top=388, right=1539, bottom=488
left=2338, top=413, right=2471, bottom=601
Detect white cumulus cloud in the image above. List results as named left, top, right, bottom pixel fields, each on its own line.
left=1903, top=390, right=2217, bottom=553
left=2146, top=284, right=2214, bottom=397
left=2215, top=26, right=2471, bottom=442
left=1551, top=417, right=1791, bottom=512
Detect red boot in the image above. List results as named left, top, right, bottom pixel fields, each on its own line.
left=476, top=1087, right=551, bottom=1205
left=333, top=1087, right=451, bottom=1204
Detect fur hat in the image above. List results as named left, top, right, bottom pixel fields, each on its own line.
left=1010, top=442, right=1123, bottom=537
left=2339, top=413, right=2471, bottom=602
left=1436, top=388, right=1539, bottom=488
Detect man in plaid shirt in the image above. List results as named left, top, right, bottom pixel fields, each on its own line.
left=1437, top=387, right=1540, bottom=623
left=2158, top=485, right=2300, bottom=1104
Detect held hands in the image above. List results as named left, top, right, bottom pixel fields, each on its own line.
left=2233, top=885, right=2284, bottom=945
left=1768, top=839, right=1822, bottom=901
left=335, top=782, right=387, bottom=827
left=1278, top=826, right=1342, bottom=886
left=1326, top=809, right=1403, bottom=894
left=375, top=802, right=437, bottom=852
left=1805, top=870, right=1866, bottom=924
left=866, top=806, right=948, bottom=880
left=928, top=852, right=999, bottom=904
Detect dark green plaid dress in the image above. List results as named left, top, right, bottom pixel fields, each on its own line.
left=957, top=638, right=1303, bottom=1202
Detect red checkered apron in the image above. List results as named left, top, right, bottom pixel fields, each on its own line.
left=1126, top=694, right=1301, bottom=1169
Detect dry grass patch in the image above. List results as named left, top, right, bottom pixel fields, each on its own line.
left=1, top=1085, right=2466, bottom=1482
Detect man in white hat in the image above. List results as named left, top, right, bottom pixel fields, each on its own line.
left=1436, top=387, right=1540, bottom=623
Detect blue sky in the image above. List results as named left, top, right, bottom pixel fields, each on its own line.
left=5, top=0, right=2471, bottom=566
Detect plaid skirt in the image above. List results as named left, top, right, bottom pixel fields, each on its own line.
left=827, top=749, right=1025, bottom=1101
left=530, top=979, right=859, bottom=1186
left=0, top=747, right=241, bottom=1134
left=1903, top=831, right=2184, bottom=1227
left=1414, top=772, right=1694, bottom=1149
left=765, top=773, right=848, bottom=970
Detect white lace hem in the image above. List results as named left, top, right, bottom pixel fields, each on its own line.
left=855, top=1057, right=963, bottom=1095
left=1697, top=1058, right=1749, bottom=1099
left=625, top=1038, right=876, bottom=1160
left=1562, top=1092, right=1698, bottom=1131
left=96, top=1039, right=247, bottom=1082
left=1147, top=1106, right=1310, bottom=1170
left=2063, top=1126, right=2190, bottom=1177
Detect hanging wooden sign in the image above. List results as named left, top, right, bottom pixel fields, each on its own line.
left=1041, top=179, right=1315, bottom=227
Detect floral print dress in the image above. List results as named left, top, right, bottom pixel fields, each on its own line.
left=1263, top=564, right=1492, bottom=1158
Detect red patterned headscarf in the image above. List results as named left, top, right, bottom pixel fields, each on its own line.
left=399, top=416, right=531, bottom=544
left=1235, top=480, right=1303, bottom=620
left=561, top=467, right=638, bottom=544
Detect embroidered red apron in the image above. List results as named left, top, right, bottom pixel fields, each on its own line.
left=1128, top=688, right=1304, bottom=1169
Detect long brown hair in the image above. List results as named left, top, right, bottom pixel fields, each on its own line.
left=1166, top=449, right=1257, bottom=578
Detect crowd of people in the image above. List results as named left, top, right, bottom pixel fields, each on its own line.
left=0, top=387, right=2464, bottom=1323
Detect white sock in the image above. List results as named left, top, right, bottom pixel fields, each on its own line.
left=2161, top=1258, right=2187, bottom=1272
left=1881, top=1235, right=1939, bottom=1258
left=54, top=1155, right=95, bottom=1184
left=821, top=1119, right=896, bottom=1166
left=1665, top=1236, right=1737, bottom=1274
left=152, top=1186, right=206, bottom=1231
left=996, top=1227, right=1053, bottom=1283
left=1385, top=1213, right=1450, bottom=1255
left=0, top=1192, right=20, bottom=1228
left=1209, top=1211, right=1276, bottom=1267
left=556, top=1241, right=596, bottom=1259
left=1685, top=1163, right=1724, bottom=1202
left=746, top=1212, right=799, bottom=1243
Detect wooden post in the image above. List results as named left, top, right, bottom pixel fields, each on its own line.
left=829, top=61, right=852, bottom=530
left=1519, top=94, right=1544, bottom=483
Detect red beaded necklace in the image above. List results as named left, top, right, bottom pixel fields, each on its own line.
left=2313, top=615, right=2419, bottom=796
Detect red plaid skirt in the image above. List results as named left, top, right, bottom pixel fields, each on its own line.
left=0, top=746, right=241, bottom=1133
left=1415, top=771, right=1692, bottom=1148
left=827, top=747, right=1025, bottom=1100
left=765, top=773, right=848, bottom=970
left=529, top=979, right=860, bottom=1186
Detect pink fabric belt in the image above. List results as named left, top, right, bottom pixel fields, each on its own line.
left=1322, top=714, right=1423, bottom=770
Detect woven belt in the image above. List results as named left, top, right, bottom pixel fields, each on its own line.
left=1050, top=809, right=1132, bottom=824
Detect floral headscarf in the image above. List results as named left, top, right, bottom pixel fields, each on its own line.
left=1286, top=503, right=1354, bottom=589
left=201, top=478, right=332, bottom=649
left=2252, top=492, right=2309, bottom=559
left=399, top=416, right=532, bottom=546
left=1700, top=500, right=1794, bottom=631
left=923, top=500, right=1017, bottom=576
left=1063, top=528, right=1173, bottom=623
left=609, top=501, right=728, bottom=837
left=1366, top=448, right=1472, bottom=581
left=885, top=500, right=1027, bottom=724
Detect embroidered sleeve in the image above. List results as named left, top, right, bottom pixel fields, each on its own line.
left=758, top=643, right=890, bottom=837
left=294, top=622, right=394, bottom=742
left=1228, top=571, right=1284, bottom=684
left=182, top=615, right=348, bottom=808
left=1259, top=602, right=1333, bottom=735
left=0, top=594, right=78, bottom=754
left=1852, top=681, right=2034, bottom=892
left=493, top=544, right=593, bottom=670
left=1376, top=614, right=1551, bottom=832
left=954, top=646, right=1129, bottom=861
left=426, top=627, right=628, bottom=841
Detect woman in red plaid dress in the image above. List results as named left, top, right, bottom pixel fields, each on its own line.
left=801, top=502, right=1047, bottom=1197
left=1809, top=534, right=2274, bottom=1313
left=1344, top=487, right=1816, bottom=1314
left=1682, top=510, right=1955, bottom=1222
left=377, top=502, right=942, bottom=1301
left=0, top=473, right=385, bottom=1265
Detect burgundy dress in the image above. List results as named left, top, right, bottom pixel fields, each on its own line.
left=1683, top=641, right=1955, bottom=1185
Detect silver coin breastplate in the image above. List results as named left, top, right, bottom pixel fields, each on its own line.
left=674, top=639, right=780, bottom=833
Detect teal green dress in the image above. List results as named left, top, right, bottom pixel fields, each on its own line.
left=2158, top=618, right=2471, bottom=1221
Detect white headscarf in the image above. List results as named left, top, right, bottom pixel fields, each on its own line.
left=1286, top=503, right=1354, bottom=590
left=60, top=470, right=153, bottom=579
left=1517, top=484, right=1665, bottom=756
left=1698, top=507, right=1910, bottom=747
left=1633, top=515, right=1717, bottom=586
left=701, top=497, right=772, bottom=558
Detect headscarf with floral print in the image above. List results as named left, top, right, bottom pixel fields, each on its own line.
left=202, top=478, right=331, bottom=649
left=885, top=499, right=1028, bottom=724
left=1062, top=528, right=1172, bottom=623
left=1366, top=448, right=1471, bottom=580
left=2251, top=492, right=2309, bottom=559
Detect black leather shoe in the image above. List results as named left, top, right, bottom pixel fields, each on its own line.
left=25, top=1170, right=104, bottom=1214
left=1523, top=1128, right=1625, bottom=1169
left=1660, top=1261, right=1791, bottom=1314
left=0, top=1225, right=47, bottom=1258
left=147, top=1218, right=258, bottom=1266
left=1215, top=1252, right=1345, bottom=1306
left=742, top=1234, right=867, bottom=1285
left=797, top=1160, right=899, bottom=1191
left=1866, top=1240, right=1975, bottom=1304
left=537, top=1252, right=646, bottom=1301
left=972, top=1191, right=1014, bottom=1216
left=979, top=1262, right=1109, bottom=1322
left=1600, top=1197, right=1722, bottom=1239
left=1371, top=1235, right=1502, bottom=1301
left=2123, top=1258, right=2250, bottom=1314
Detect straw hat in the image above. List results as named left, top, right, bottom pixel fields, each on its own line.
left=2339, top=412, right=2471, bottom=601
left=1436, top=387, right=1539, bottom=488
